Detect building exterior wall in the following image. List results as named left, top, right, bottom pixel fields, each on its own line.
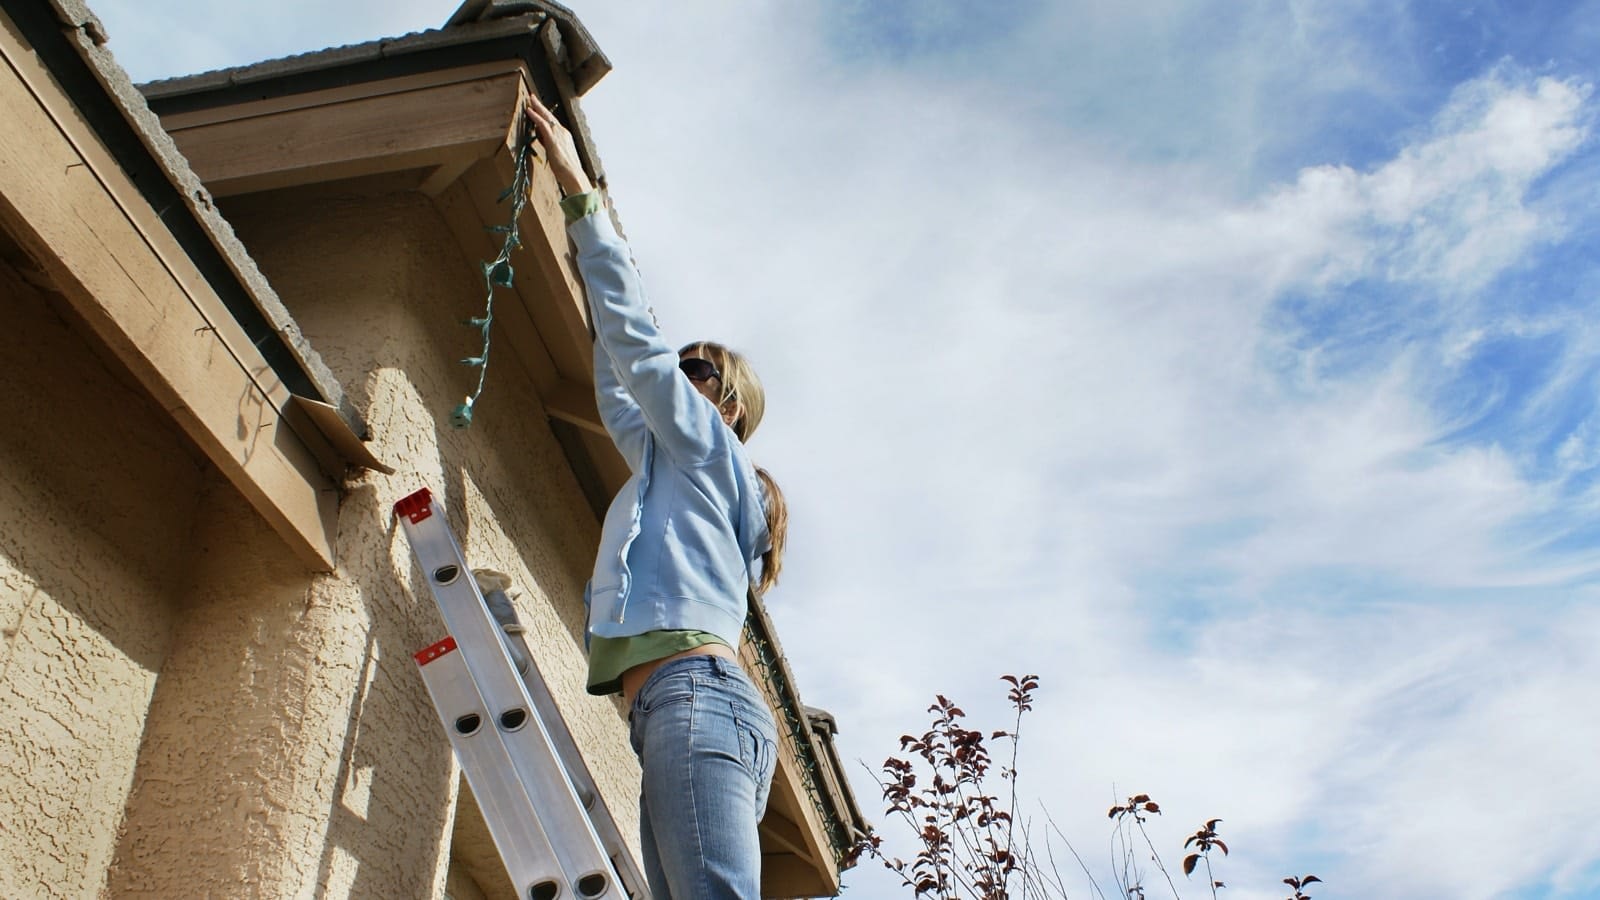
left=219, top=184, right=639, bottom=839
left=3, top=182, right=642, bottom=897
left=0, top=262, right=202, bottom=899
left=126, top=182, right=637, bottom=898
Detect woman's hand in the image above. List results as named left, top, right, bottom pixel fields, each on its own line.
left=525, top=92, right=594, bottom=197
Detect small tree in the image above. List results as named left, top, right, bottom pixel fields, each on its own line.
left=851, top=675, right=1319, bottom=900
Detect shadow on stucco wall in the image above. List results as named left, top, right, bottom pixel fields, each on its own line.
left=0, top=259, right=205, bottom=898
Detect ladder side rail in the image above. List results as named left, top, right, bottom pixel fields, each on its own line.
left=515, top=640, right=651, bottom=899
left=416, top=639, right=565, bottom=900
left=400, top=495, right=619, bottom=899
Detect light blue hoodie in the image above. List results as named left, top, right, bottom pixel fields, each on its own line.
left=568, top=208, right=770, bottom=649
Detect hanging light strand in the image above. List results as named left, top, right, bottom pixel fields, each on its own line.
left=743, top=619, right=856, bottom=865
left=451, top=119, right=536, bottom=429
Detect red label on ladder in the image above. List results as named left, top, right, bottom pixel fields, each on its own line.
left=395, top=488, right=434, bottom=524
left=414, top=636, right=458, bottom=666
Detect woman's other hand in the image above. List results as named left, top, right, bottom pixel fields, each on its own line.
left=525, top=92, right=594, bottom=197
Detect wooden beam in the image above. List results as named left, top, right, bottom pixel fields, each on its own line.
left=0, top=12, right=337, bottom=570
left=418, top=152, right=478, bottom=199
left=758, top=809, right=816, bottom=862
left=164, top=70, right=525, bottom=197
left=543, top=377, right=605, bottom=437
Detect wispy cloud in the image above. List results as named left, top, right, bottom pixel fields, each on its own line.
left=93, top=0, right=442, bottom=81
left=89, top=1, right=1600, bottom=896
left=564, top=6, right=1600, bottom=896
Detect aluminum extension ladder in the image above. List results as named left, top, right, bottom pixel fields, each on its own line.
left=395, top=487, right=647, bottom=900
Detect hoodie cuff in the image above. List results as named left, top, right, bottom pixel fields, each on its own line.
left=565, top=196, right=624, bottom=254
left=560, top=190, right=604, bottom=224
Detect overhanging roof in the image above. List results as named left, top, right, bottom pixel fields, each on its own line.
left=4, top=0, right=363, bottom=438
left=0, top=0, right=409, bottom=570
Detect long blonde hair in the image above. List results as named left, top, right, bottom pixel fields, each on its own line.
left=679, top=341, right=765, bottom=442
left=679, top=341, right=785, bottom=593
left=754, top=466, right=787, bottom=595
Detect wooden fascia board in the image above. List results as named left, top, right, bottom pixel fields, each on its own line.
left=160, top=62, right=528, bottom=198
left=812, top=725, right=870, bottom=847
left=0, top=12, right=337, bottom=570
left=7, top=0, right=363, bottom=441
left=536, top=19, right=606, bottom=192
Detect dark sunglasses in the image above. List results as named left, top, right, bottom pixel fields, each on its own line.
left=679, top=357, right=722, bottom=384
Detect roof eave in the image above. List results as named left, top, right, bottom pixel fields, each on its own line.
left=13, top=0, right=366, bottom=444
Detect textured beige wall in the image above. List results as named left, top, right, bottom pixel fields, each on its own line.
left=0, top=262, right=202, bottom=899
left=106, top=482, right=419, bottom=898
left=3, top=178, right=634, bottom=899
left=111, top=183, right=635, bottom=897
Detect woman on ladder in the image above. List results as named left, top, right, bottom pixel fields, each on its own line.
left=526, top=92, right=788, bottom=900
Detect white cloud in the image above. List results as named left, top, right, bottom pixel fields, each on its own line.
left=1269, top=71, right=1589, bottom=291
left=571, top=7, right=1600, bottom=896
left=1317, top=604, right=1600, bottom=898
left=91, top=0, right=444, bottom=82
left=76, top=1, right=1600, bottom=896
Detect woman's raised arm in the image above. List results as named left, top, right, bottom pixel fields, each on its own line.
left=527, top=93, right=729, bottom=463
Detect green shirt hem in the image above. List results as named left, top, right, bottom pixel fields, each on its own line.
left=586, top=630, right=729, bottom=696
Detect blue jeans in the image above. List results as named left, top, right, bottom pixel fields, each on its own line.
left=628, top=655, right=778, bottom=899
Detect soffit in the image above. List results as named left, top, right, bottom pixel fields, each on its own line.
left=140, top=20, right=623, bottom=511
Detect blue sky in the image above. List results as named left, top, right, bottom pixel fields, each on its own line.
left=90, top=1, right=1600, bottom=898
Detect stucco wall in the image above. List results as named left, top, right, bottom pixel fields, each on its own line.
left=180, top=182, right=635, bottom=897
left=0, top=262, right=202, bottom=899
left=3, top=175, right=635, bottom=899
